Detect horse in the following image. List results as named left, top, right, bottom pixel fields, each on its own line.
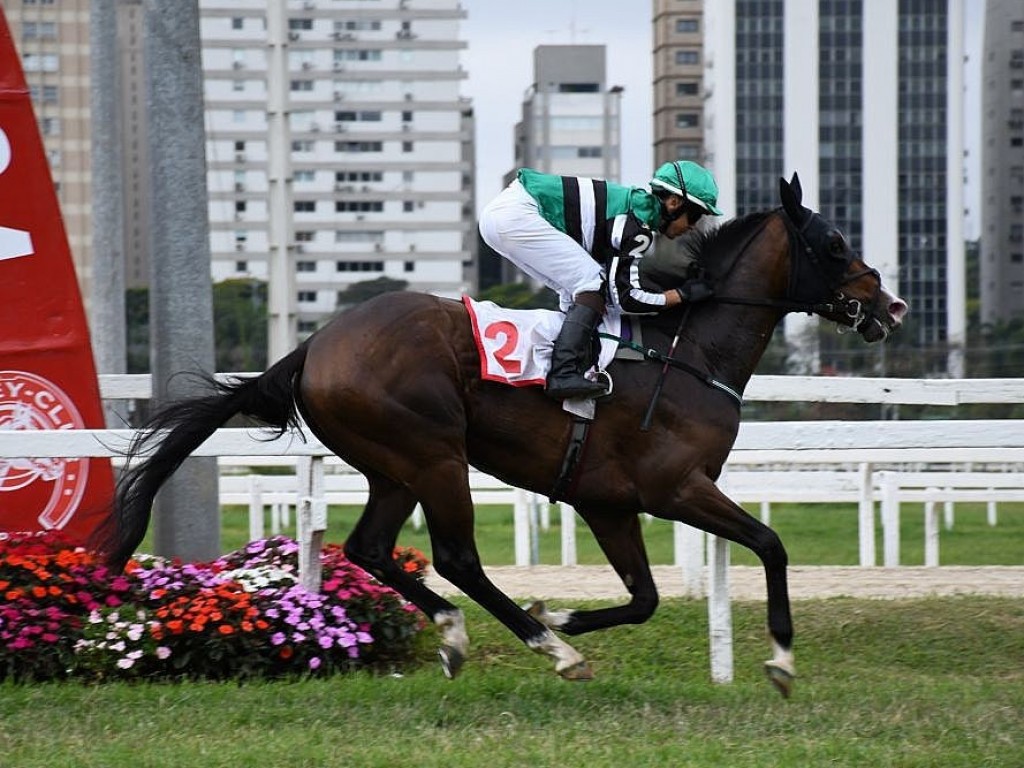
left=99, top=174, right=907, bottom=697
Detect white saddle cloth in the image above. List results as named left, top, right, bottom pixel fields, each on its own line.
left=463, top=297, right=621, bottom=419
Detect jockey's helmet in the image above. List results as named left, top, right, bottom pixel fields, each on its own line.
left=650, top=160, right=723, bottom=216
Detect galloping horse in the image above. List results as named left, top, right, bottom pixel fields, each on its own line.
left=100, top=175, right=907, bottom=696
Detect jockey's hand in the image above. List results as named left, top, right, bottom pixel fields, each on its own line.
left=676, top=278, right=715, bottom=304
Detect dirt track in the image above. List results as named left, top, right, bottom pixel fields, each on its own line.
left=425, top=565, right=1024, bottom=601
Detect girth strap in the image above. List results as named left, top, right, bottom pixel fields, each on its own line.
left=549, top=415, right=592, bottom=503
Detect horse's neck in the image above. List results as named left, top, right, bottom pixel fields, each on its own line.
left=678, top=217, right=791, bottom=393
left=686, top=304, right=784, bottom=393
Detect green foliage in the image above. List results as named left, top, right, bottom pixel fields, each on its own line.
left=125, top=287, right=149, bottom=374
left=124, top=281, right=269, bottom=374
left=475, top=282, right=559, bottom=309
left=212, top=279, right=267, bottom=372
left=334, top=276, right=408, bottom=307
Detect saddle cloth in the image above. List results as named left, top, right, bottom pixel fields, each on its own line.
left=462, top=296, right=622, bottom=386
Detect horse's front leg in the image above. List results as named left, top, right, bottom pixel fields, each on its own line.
left=526, top=511, right=660, bottom=635
left=657, top=474, right=796, bottom=697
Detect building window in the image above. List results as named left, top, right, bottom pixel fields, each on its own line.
left=298, top=320, right=318, bottom=333
left=674, top=143, right=701, bottom=159
left=294, top=201, right=316, bottom=213
left=231, top=17, right=244, bottom=30
left=335, top=141, right=383, bottom=152
left=235, top=260, right=248, bottom=272
left=335, top=230, right=384, bottom=243
left=298, top=291, right=317, bottom=303
left=675, top=112, right=700, bottom=128
left=336, top=170, right=383, bottom=183
left=290, top=80, right=314, bottom=92
left=404, top=261, right=414, bottom=272
left=292, top=140, right=315, bottom=152
left=675, top=18, right=699, bottom=34
left=402, top=141, right=413, bottom=153
left=296, top=261, right=316, bottom=272
left=335, top=201, right=384, bottom=213
left=295, top=231, right=315, bottom=242
left=334, top=49, right=382, bottom=62
left=675, top=50, right=700, bottom=66
left=403, top=201, right=415, bottom=212
left=336, top=262, right=384, bottom=273
left=675, top=81, right=699, bottom=96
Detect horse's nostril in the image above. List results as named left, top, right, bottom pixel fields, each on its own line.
left=889, top=298, right=909, bottom=324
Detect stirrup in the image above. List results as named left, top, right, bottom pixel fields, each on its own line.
left=545, top=370, right=612, bottom=401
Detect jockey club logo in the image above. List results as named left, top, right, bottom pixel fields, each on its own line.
left=0, top=370, right=89, bottom=530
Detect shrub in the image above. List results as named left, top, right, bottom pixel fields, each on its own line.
left=0, top=532, right=427, bottom=682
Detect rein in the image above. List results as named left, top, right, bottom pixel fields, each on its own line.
left=598, top=331, right=744, bottom=408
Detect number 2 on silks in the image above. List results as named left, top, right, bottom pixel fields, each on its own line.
left=483, top=321, right=522, bottom=375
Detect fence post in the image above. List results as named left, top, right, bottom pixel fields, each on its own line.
left=247, top=475, right=264, bottom=543
left=559, top=502, right=577, bottom=566
left=880, top=471, right=900, bottom=567
left=707, top=534, right=733, bottom=684
left=987, top=497, right=998, bottom=526
left=858, top=462, right=876, bottom=567
left=296, top=456, right=327, bottom=592
left=924, top=497, right=939, bottom=567
left=675, top=523, right=705, bottom=597
left=513, top=488, right=530, bottom=566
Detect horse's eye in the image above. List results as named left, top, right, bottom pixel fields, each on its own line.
left=828, top=235, right=847, bottom=257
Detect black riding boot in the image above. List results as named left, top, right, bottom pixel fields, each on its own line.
left=545, top=303, right=608, bottom=401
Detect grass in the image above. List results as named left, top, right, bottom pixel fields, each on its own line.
left=140, top=500, right=1024, bottom=568
left=1, top=597, right=1021, bottom=767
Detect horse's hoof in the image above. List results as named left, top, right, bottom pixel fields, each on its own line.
left=558, top=661, right=594, bottom=681
left=764, top=661, right=795, bottom=698
left=438, top=645, right=466, bottom=680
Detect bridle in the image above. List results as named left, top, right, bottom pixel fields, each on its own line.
left=712, top=207, right=884, bottom=334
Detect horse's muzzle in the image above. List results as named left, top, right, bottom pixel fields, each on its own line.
left=861, top=289, right=908, bottom=342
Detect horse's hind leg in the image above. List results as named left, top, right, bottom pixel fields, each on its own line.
left=342, top=474, right=471, bottom=677
left=418, top=459, right=593, bottom=680
left=527, top=511, right=660, bottom=636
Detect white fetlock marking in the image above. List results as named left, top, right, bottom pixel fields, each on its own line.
left=525, top=601, right=574, bottom=630
left=769, top=638, right=796, bottom=676
left=435, top=609, right=469, bottom=656
left=527, top=629, right=585, bottom=673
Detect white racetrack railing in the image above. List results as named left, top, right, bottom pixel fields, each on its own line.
left=3, top=373, right=1023, bottom=685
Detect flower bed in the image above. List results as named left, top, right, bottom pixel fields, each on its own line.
left=0, top=532, right=426, bottom=682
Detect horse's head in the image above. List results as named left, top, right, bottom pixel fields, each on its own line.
left=779, top=173, right=908, bottom=342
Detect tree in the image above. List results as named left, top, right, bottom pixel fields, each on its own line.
left=335, top=277, right=408, bottom=308
left=475, top=282, right=558, bottom=310
left=212, top=279, right=267, bottom=372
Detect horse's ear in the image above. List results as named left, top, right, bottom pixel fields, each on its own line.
left=789, top=172, right=802, bottom=201
left=779, top=173, right=803, bottom=218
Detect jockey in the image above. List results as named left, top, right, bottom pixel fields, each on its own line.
left=478, top=160, right=723, bottom=401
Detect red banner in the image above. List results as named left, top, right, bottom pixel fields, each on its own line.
left=0, top=9, right=114, bottom=542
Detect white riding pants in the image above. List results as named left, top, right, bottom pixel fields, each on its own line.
left=479, top=179, right=604, bottom=312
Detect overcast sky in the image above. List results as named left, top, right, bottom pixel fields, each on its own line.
left=460, top=0, right=985, bottom=236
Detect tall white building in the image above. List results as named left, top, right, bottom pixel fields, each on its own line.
left=199, top=0, right=473, bottom=336
left=702, top=0, right=966, bottom=375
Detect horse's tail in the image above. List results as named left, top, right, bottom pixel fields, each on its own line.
left=98, top=345, right=309, bottom=571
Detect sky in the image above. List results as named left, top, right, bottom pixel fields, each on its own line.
left=460, top=0, right=985, bottom=235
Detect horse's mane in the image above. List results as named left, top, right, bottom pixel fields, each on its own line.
left=640, top=210, right=775, bottom=290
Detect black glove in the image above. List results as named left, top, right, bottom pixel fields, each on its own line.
left=676, top=278, right=715, bottom=304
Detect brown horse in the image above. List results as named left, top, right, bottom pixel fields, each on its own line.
left=101, top=175, right=907, bottom=696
